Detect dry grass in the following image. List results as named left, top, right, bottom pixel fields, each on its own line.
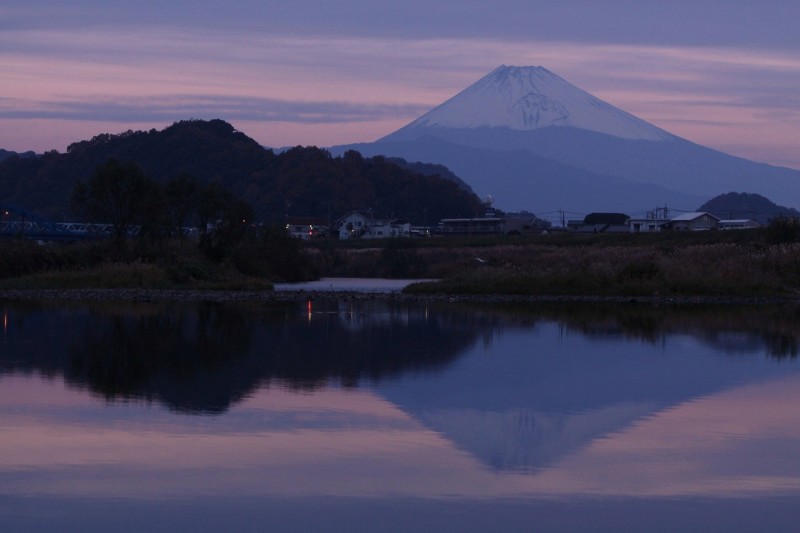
left=402, top=241, right=800, bottom=296
left=0, top=261, right=272, bottom=290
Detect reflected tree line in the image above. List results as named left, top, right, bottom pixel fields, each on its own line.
left=1, top=300, right=799, bottom=414
left=462, top=301, right=800, bottom=359
left=0, top=301, right=483, bottom=413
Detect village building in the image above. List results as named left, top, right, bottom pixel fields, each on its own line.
left=628, top=212, right=759, bottom=232
left=438, top=216, right=505, bottom=235
left=285, top=216, right=329, bottom=239
left=336, top=211, right=410, bottom=239
left=336, top=211, right=369, bottom=239
left=718, top=219, right=761, bottom=230
left=664, top=212, right=720, bottom=231
left=437, top=207, right=548, bottom=236
left=628, top=217, right=670, bottom=233
left=627, top=206, right=672, bottom=233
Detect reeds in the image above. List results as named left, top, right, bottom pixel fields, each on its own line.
left=404, top=240, right=800, bottom=296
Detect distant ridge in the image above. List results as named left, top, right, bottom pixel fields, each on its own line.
left=0, top=148, right=36, bottom=161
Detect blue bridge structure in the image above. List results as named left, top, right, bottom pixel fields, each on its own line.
left=1, top=203, right=199, bottom=242
left=0, top=203, right=117, bottom=242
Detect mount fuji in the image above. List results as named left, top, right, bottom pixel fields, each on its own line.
left=391, top=65, right=675, bottom=142
left=332, top=65, right=800, bottom=216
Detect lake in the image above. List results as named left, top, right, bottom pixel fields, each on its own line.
left=2, top=298, right=800, bottom=532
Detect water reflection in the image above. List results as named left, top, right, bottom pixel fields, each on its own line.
left=1, top=300, right=483, bottom=412
left=3, top=373, right=800, bottom=501
left=468, top=301, right=800, bottom=358
left=3, top=300, right=800, bottom=531
left=2, top=301, right=800, bottom=415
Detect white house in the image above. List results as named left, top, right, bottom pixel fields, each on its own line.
left=628, top=217, right=670, bottom=233
left=336, top=211, right=410, bottom=239
left=365, top=220, right=411, bottom=238
left=337, top=211, right=369, bottom=239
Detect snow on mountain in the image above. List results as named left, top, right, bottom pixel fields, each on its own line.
left=387, top=65, right=675, bottom=142
left=332, top=65, right=800, bottom=213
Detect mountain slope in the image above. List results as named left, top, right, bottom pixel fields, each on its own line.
left=336, top=137, right=705, bottom=215
left=381, top=126, right=800, bottom=204
left=339, top=65, right=800, bottom=213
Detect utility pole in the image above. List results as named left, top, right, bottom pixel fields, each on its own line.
left=327, top=201, right=332, bottom=240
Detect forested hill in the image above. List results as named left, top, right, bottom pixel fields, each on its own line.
left=698, top=192, right=800, bottom=225
left=0, top=119, right=483, bottom=223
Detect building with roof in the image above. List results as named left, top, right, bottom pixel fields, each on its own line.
left=628, top=217, right=670, bottom=233
left=336, top=211, right=410, bottom=239
left=718, top=219, right=760, bottom=230
left=665, top=212, right=720, bottom=231
left=286, top=217, right=329, bottom=239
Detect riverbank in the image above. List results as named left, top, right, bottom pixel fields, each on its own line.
left=3, top=225, right=800, bottom=301
left=305, top=228, right=800, bottom=299
left=1, top=287, right=798, bottom=306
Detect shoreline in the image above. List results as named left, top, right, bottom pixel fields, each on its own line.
left=1, top=287, right=798, bottom=306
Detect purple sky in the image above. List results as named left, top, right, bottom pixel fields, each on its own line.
left=2, top=1, right=799, bottom=169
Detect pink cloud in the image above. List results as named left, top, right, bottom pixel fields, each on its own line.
left=1, top=29, right=799, bottom=169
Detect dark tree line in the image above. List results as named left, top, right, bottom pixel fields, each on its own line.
left=263, top=148, right=483, bottom=224
left=71, top=159, right=252, bottom=252
left=69, top=158, right=313, bottom=281
left=0, top=119, right=484, bottom=223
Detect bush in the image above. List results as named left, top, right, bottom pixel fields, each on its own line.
left=231, top=225, right=317, bottom=282
left=766, top=217, right=800, bottom=243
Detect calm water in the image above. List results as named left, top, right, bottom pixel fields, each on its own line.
left=2, top=299, right=800, bottom=532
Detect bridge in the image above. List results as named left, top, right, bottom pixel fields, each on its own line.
left=1, top=203, right=199, bottom=242
left=0, top=203, right=128, bottom=242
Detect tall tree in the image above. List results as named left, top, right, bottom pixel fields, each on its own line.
left=71, top=159, right=164, bottom=245
left=164, top=172, right=201, bottom=239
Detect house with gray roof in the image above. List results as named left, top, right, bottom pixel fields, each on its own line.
left=665, top=212, right=720, bottom=231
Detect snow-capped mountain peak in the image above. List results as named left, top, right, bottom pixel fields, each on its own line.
left=389, top=65, right=674, bottom=141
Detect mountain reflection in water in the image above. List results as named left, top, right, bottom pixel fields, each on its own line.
left=3, top=300, right=800, bottom=531
left=1, top=300, right=798, bottom=415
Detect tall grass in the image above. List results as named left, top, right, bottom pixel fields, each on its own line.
left=0, top=239, right=273, bottom=290
left=4, top=228, right=800, bottom=296
left=401, top=240, right=800, bottom=296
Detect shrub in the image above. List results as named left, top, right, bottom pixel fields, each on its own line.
left=767, top=217, right=800, bottom=244
left=231, top=225, right=317, bottom=282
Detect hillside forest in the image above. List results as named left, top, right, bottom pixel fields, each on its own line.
left=0, top=119, right=484, bottom=224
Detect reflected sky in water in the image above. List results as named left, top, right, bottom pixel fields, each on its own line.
left=2, top=300, right=800, bottom=531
